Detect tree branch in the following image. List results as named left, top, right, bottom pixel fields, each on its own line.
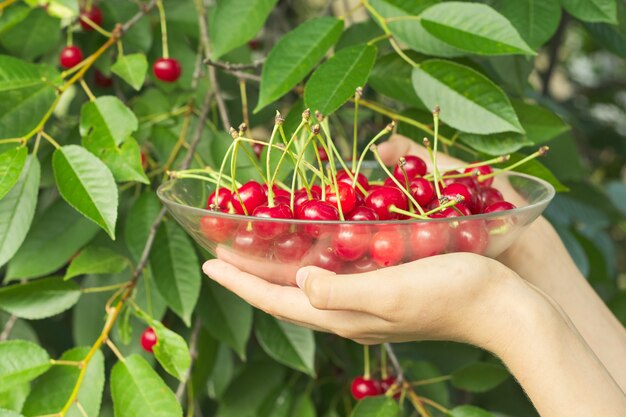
left=175, top=319, right=202, bottom=400
left=541, top=14, right=570, bottom=97
left=0, top=314, right=18, bottom=342
left=121, top=0, right=157, bottom=33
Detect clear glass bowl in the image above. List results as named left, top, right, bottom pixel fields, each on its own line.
left=157, top=170, right=555, bottom=286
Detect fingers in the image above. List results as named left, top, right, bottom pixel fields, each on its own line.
left=215, top=245, right=299, bottom=286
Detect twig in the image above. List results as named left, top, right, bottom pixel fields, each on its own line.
left=384, top=343, right=405, bottom=381
left=204, top=58, right=264, bottom=71
left=121, top=0, right=157, bottom=33
left=541, top=14, right=569, bottom=97
left=175, top=319, right=202, bottom=400
left=0, top=314, right=18, bottom=341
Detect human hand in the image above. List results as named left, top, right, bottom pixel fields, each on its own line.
left=202, top=253, right=526, bottom=348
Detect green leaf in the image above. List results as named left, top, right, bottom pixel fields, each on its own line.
left=151, top=322, right=191, bottom=381
left=0, top=383, right=29, bottom=412
left=403, top=361, right=450, bottom=408
left=0, top=156, right=39, bottom=269
left=22, top=347, right=104, bottom=417
left=46, top=0, right=79, bottom=19
left=0, top=409, right=24, bottom=417
left=304, top=44, right=377, bottom=116
left=369, top=52, right=425, bottom=107
left=561, top=0, right=617, bottom=24
left=0, top=59, right=57, bottom=139
left=451, top=362, right=509, bottom=393
left=420, top=2, right=535, bottom=56
left=492, top=0, right=562, bottom=48
left=111, top=54, right=148, bottom=91
left=0, top=147, right=27, bottom=200
left=585, top=4, right=626, bottom=58
left=80, top=96, right=139, bottom=149
left=511, top=100, right=570, bottom=145
left=100, top=0, right=152, bottom=52
left=0, top=340, right=50, bottom=390
left=0, top=9, right=60, bottom=60
left=350, top=396, right=401, bottom=417
left=509, top=153, right=568, bottom=192
left=255, top=17, right=344, bottom=112
left=197, top=279, right=252, bottom=360
left=290, top=394, right=316, bottom=417
left=52, top=145, right=118, bottom=239
left=125, top=191, right=163, bottom=261
left=607, top=181, right=626, bottom=216
left=459, top=132, right=532, bottom=155
left=150, top=221, right=201, bottom=326
left=210, top=0, right=278, bottom=59
left=449, top=405, right=494, bottom=417
left=6, top=199, right=99, bottom=281
left=368, top=0, right=464, bottom=57
left=98, top=137, right=149, bottom=184
left=255, top=312, right=315, bottom=376
left=0, top=277, right=80, bottom=320
left=216, top=362, right=285, bottom=417
left=64, top=245, right=129, bottom=280
left=412, top=60, right=523, bottom=134
left=0, top=5, right=31, bottom=37
left=110, top=355, right=182, bottom=417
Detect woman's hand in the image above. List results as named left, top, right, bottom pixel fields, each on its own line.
left=203, top=253, right=526, bottom=348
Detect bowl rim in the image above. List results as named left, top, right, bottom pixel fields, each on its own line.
left=156, top=171, right=556, bottom=225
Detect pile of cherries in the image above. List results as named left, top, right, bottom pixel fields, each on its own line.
left=59, top=6, right=182, bottom=83
left=199, top=151, right=517, bottom=272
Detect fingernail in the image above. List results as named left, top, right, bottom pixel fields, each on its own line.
left=296, top=268, right=309, bottom=289
left=202, top=261, right=216, bottom=278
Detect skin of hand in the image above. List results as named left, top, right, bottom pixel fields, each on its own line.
left=377, top=134, right=626, bottom=391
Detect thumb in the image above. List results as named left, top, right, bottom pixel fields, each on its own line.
left=296, top=266, right=378, bottom=313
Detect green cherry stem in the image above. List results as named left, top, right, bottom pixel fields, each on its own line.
left=352, top=87, right=362, bottom=172
left=290, top=129, right=319, bottom=213
left=364, top=345, right=371, bottom=380
left=370, top=145, right=423, bottom=213
left=478, top=146, right=550, bottom=182
left=353, top=122, right=395, bottom=184
left=381, top=346, right=388, bottom=380
left=156, top=0, right=169, bottom=58
left=265, top=113, right=283, bottom=206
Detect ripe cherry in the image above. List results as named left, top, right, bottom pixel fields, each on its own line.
left=370, top=229, right=405, bottom=267
left=232, top=227, right=271, bottom=257
left=94, top=70, right=113, bottom=87
left=206, top=188, right=232, bottom=210
left=326, top=181, right=357, bottom=215
left=140, top=327, right=157, bottom=353
left=379, top=376, right=401, bottom=398
left=454, top=221, right=489, bottom=255
left=345, top=206, right=379, bottom=221
left=332, top=224, right=370, bottom=261
left=483, top=201, right=516, bottom=214
left=337, top=170, right=369, bottom=197
left=351, top=377, right=381, bottom=400
left=297, top=200, right=339, bottom=238
left=478, top=187, right=504, bottom=212
left=153, top=58, right=182, bottom=82
left=409, top=222, right=450, bottom=260
left=409, top=177, right=435, bottom=207
left=80, top=6, right=103, bottom=31
left=273, top=233, right=312, bottom=263
left=393, top=155, right=427, bottom=182
left=304, top=242, right=343, bottom=272
left=253, top=142, right=264, bottom=159
left=293, top=188, right=321, bottom=215
left=199, top=211, right=235, bottom=243
left=442, top=183, right=475, bottom=212
left=365, top=186, right=408, bottom=220
left=230, top=181, right=267, bottom=215
left=317, top=146, right=329, bottom=162
left=464, top=163, right=494, bottom=187
left=252, top=204, right=293, bottom=239
left=429, top=203, right=472, bottom=218
left=59, top=46, right=83, bottom=69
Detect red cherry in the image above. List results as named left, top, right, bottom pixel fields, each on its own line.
left=273, top=233, right=312, bottom=263
left=199, top=212, right=235, bottom=243
left=153, top=58, right=182, bottom=82
left=454, top=221, right=489, bottom=254
left=483, top=201, right=516, bottom=214
left=304, top=242, right=343, bottom=272
left=80, top=6, right=103, bottom=31
left=409, top=177, right=435, bottom=207
left=230, top=181, right=267, bottom=215
left=370, top=229, right=405, bottom=267
left=379, top=376, right=401, bottom=398
left=297, top=200, right=339, bottom=238
left=94, top=69, right=113, bottom=87
left=232, top=228, right=271, bottom=257
left=252, top=204, right=293, bottom=239
left=409, top=222, right=450, bottom=260
left=365, top=186, right=408, bottom=220
left=294, top=188, right=321, bottom=216
left=429, top=203, right=472, bottom=218
left=317, top=146, right=329, bottom=162
left=332, top=224, right=370, bottom=261
left=206, top=188, right=232, bottom=210
left=383, top=177, right=398, bottom=188
left=253, top=143, right=263, bottom=159
left=345, top=206, right=379, bottom=221
left=393, top=155, right=427, bottom=182
left=247, top=39, right=262, bottom=50
left=337, top=170, right=369, bottom=197
left=478, top=187, right=504, bottom=212
left=140, top=327, right=157, bottom=353
left=326, top=182, right=357, bottom=215
left=59, top=46, right=83, bottom=69
left=442, top=183, right=475, bottom=211
left=351, top=377, right=381, bottom=400
left=464, top=163, right=494, bottom=187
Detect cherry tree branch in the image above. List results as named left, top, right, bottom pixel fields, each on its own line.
left=0, top=314, right=18, bottom=342
left=175, top=319, right=202, bottom=400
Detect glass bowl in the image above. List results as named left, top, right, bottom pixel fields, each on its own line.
left=157, top=170, right=555, bottom=286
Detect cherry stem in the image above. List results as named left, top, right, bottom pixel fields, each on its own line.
left=354, top=122, right=394, bottom=184
left=431, top=107, right=443, bottom=199
left=424, top=154, right=510, bottom=180
left=239, top=79, right=249, bottom=129
left=156, top=0, right=169, bottom=58
left=290, top=131, right=318, bottom=213
left=370, top=145, right=423, bottom=212
left=273, top=119, right=308, bottom=189
left=380, top=346, right=388, bottom=379
left=322, top=127, right=370, bottom=197
left=214, top=139, right=237, bottom=210
left=478, top=146, right=550, bottom=182
left=265, top=114, right=282, bottom=206
left=399, top=160, right=425, bottom=215
left=352, top=87, right=362, bottom=172
left=363, top=345, right=371, bottom=380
